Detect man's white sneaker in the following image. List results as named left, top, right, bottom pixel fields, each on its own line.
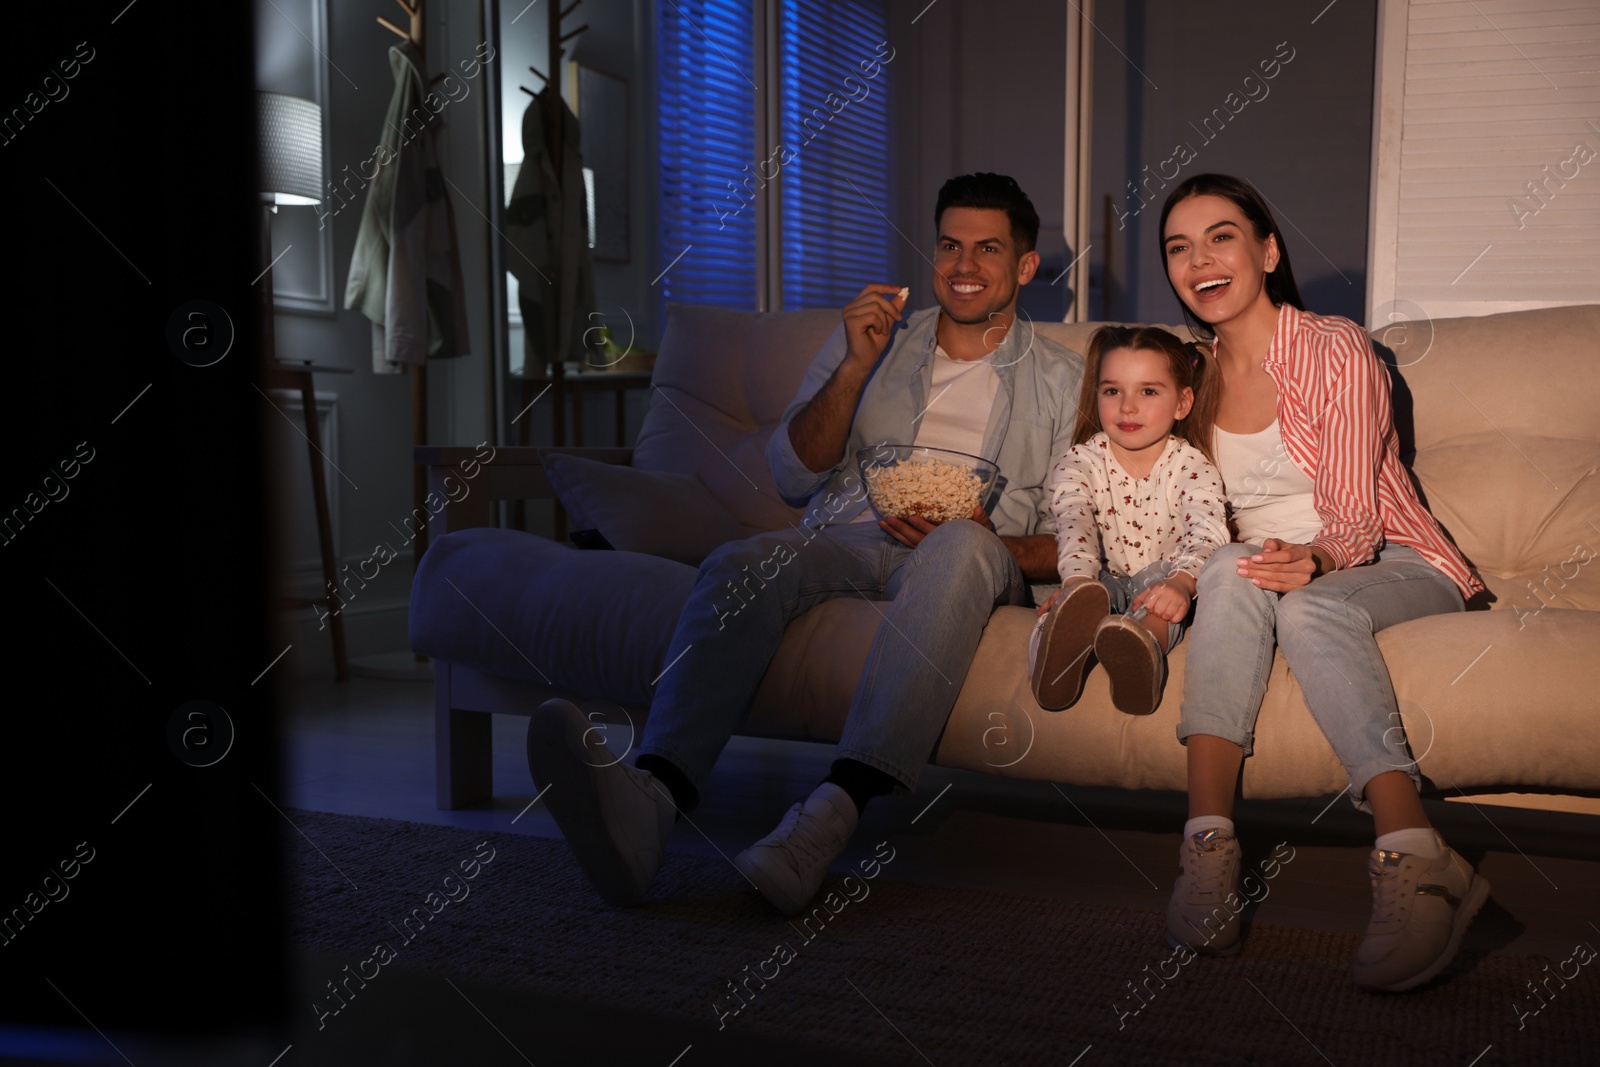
left=525, top=699, right=677, bottom=906
left=1165, top=829, right=1244, bottom=956
left=733, top=783, right=858, bottom=915
left=1352, top=832, right=1489, bottom=992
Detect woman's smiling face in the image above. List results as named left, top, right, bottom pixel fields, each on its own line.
left=1162, top=194, right=1281, bottom=329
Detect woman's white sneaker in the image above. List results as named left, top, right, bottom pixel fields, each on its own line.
left=1352, top=832, right=1489, bottom=992
left=1165, top=829, right=1245, bottom=956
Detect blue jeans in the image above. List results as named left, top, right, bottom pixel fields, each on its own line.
left=1177, top=543, right=1464, bottom=808
left=638, top=519, right=1029, bottom=795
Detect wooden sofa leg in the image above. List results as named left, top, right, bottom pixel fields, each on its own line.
left=436, top=666, right=493, bottom=809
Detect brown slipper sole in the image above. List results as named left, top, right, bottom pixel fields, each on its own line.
left=1031, top=581, right=1111, bottom=710
left=1094, top=617, right=1165, bottom=716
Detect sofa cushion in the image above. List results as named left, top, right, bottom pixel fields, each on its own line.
left=541, top=453, right=748, bottom=566
left=1411, top=435, right=1600, bottom=610
left=632, top=304, right=841, bottom=531
left=410, top=528, right=696, bottom=707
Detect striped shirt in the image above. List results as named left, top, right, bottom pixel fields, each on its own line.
left=1234, top=303, right=1482, bottom=597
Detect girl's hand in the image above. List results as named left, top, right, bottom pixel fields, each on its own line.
left=1132, top=575, right=1194, bottom=623
left=1236, top=538, right=1321, bottom=592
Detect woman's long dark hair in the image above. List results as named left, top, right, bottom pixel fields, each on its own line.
left=1156, top=174, right=1305, bottom=457
left=1156, top=173, right=1305, bottom=342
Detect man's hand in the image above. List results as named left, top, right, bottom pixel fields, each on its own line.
left=843, top=285, right=910, bottom=369
left=879, top=505, right=987, bottom=548
left=1131, top=572, right=1196, bottom=623
left=1234, top=538, right=1325, bottom=593
left=787, top=284, right=909, bottom=473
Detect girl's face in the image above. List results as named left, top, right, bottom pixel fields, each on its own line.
left=1097, top=346, right=1193, bottom=460
left=1162, top=193, right=1280, bottom=330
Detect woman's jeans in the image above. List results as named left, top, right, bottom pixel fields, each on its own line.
left=1177, top=543, right=1464, bottom=809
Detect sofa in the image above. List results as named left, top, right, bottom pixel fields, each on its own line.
left=410, top=302, right=1600, bottom=816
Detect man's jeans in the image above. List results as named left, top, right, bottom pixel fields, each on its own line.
left=1177, top=543, right=1464, bottom=808
left=637, top=519, right=1029, bottom=797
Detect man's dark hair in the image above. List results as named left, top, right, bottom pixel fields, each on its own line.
left=935, top=173, right=1040, bottom=253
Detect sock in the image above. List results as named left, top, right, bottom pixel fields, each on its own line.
left=824, top=758, right=898, bottom=816
left=634, top=754, right=698, bottom=813
left=1184, top=816, right=1235, bottom=841
left=1375, top=827, right=1441, bottom=858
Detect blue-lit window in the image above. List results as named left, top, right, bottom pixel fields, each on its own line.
left=656, top=0, right=893, bottom=311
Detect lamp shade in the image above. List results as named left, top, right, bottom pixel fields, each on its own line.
left=257, top=92, right=324, bottom=205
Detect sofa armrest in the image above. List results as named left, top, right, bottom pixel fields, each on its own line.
left=414, top=445, right=633, bottom=534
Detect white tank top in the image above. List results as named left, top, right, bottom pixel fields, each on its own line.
left=1213, top=419, right=1321, bottom=545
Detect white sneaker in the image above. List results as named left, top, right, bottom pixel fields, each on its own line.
left=1352, top=832, right=1489, bottom=992
left=1165, top=829, right=1244, bottom=956
left=734, top=783, right=858, bottom=915
left=525, top=699, right=676, bottom=906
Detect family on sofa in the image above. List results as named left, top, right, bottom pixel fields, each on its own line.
left=523, top=171, right=1488, bottom=995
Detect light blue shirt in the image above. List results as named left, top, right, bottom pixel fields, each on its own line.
left=765, top=307, right=1085, bottom=539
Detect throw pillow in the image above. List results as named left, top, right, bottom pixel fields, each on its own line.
left=541, top=453, right=748, bottom=565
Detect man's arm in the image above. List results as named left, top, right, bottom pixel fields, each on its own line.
left=787, top=285, right=908, bottom=472
left=1000, top=533, right=1058, bottom=582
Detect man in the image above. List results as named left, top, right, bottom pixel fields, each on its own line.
left=527, top=173, right=1083, bottom=914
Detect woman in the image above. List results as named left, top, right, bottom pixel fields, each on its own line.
left=1157, top=174, right=1487, bottom=992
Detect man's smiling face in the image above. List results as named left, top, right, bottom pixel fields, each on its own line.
left=931, top=206, right=1039, bottom=328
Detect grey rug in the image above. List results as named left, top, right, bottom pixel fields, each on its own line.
left=286, top=810, right=1597, bottom=1066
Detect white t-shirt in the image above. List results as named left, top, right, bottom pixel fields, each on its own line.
left=1213, top=419, right=1322, bottom=545
left=913, top=345, right=1000, bottom=457
left=857, top=345, right=1002, bottom=522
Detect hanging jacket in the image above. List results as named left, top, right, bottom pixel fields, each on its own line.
left=505, top=85, right=595, bottom=374
left=345, top=39, right=471, bottom=374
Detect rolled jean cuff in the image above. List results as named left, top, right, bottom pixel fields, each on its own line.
left=832, top=746, right=917, bottom=796
left=1175, top=721, right=1255, bottom=758
left=1346, top=756, right=1423, bottom=813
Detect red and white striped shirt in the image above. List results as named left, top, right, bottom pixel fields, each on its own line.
left=1231, top=303, right=1482, bottom=597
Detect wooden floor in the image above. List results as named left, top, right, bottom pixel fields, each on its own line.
left=280, top=672, right=1600, bottom=962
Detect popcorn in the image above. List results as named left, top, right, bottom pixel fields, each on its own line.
left=864, top=456, right=986, bottom=523
left=897, top=286, right=910, bottom=301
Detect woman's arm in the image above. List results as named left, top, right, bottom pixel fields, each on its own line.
left=1237, top=316, right=1389, bottom=592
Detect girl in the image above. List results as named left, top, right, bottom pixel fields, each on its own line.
left=1030, top=326, right=1228, bottom=716
left=1158, top=174, right=1487, bottom=992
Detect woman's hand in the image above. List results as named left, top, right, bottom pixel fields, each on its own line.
left=1132, top=573, right=1195, bottom=623
left=1235, top=538, right=1323, bottom=592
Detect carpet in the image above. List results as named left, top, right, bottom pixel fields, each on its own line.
left=286, top=810, right=1598, bottom=1066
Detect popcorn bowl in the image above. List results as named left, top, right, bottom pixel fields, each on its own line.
left=856, top=445, right=1000, bottom=524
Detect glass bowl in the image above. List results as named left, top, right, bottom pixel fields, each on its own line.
left=856, top=445, right=1000, bottom=524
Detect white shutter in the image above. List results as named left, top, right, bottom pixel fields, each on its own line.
left=1368, top=0, right=1600, bottom=322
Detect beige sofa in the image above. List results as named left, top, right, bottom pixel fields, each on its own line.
left=410, top=302, right=1600, bottom=815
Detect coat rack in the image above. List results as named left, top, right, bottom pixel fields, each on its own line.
left=376, top=0, right=433, bottom=581
left=510, top=0, right=587, bottom=459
